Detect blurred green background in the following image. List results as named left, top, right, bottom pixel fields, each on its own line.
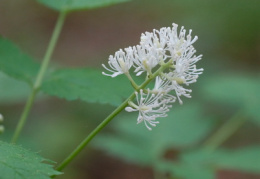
left=0, top=0, right=260, bottom=178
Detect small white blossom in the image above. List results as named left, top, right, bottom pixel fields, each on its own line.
left=125, top=89, right=171, bottom=130
left=132, top=28, right=169, bottom=76
left=140, top=29, right=168, bottom=51
left=171, top=48, right=203, bottom=85
left=140, top=28, right=169, bottom=61
left=170, top=80, right=192, bottom=104
left=161, top=71, right=193, bottom=104
left=131, top=45, right=158, bottom=76
left=152, top=75, right=192, bottom=105
left=151, top=76, right=176, bottom=103
left=167, top=24, right=198, bottom=59
left=102, top=48, right=133, bottom=77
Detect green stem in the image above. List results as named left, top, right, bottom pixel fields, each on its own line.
left=203, top=110, right=247, bottom=151
left=11, top=11, right=67, bottom=143
left=55, top=60, right=172, bottom=173
left=34, top=11, right=67, bottom=89
left=125, top=72, right=139, bottom=90
left=55, top=92, right=135, bottom=172
left=11, top=90, right=37, bottom=143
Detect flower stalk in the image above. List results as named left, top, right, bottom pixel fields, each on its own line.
left=55, top=23, right=203, bottom=173
left=11, top=11, right=67, bottom=143
left=55, top=58, right=172, bottom=172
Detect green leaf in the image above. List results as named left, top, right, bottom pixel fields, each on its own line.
left=171, top=165, right=215, bottom=179
left=0, top=141, right=62, bottom=179
left=217, top=146, right=260, bottom=173
left=157, top=161, right=215, bottom=179
left=41, top=68, right=137, bottom=106
left=93, top=103, right=215, bottom=165
left=0, top=38, right=40, bottom=86
left=201, top=74, right=260, bottom=123
left=0, top=72, right=31, bottom=104
left=162, top=146, right=260, bottom=179
left=37, top=0, right=130, bottom=12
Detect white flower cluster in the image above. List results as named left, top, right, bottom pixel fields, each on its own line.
left=102, top=23, right=203, bottom=130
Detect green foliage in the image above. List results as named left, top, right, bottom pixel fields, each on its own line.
left=0, top=72, right=31, bottom=104
left=201, top=74, right=260, bottom=123
left=1, top=1, right=259, bottom=178
left=0, top=38, right=40, bottom=86
left=37, top=0, right=130, bottom=12
left=158, top=161, right=215, bottom=179
left=217, top=146, right=260, bottom=173
left=158, top=146, right=260, bottom=179
left=41, top=68, right=135, bottom=106
left=0, top=37, right=137, bottom=106
left=0, top=141, right=61, bottom=179
left=93, top=103, right=215, bottom=165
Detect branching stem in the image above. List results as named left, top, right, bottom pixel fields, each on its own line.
left=54, top=59, right=173, bottom=173
left=11, top=11, right=67, bottom=143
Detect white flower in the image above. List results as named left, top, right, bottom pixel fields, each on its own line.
left=167, top=24, right=198, bottom=59
left=140, top=28, right=169, bottom=61
left=164, top=24, right=203, bottom=85
left=125, top=89, right=171, bottom=130
left=103, top=22, right=203, bottom=130
left=151, top=76, right=176, bottom=103
left=102, top=48, right=133, bottom=77
left=152, top=75, right=192, bottom=105
left=170, top=80, right=192, bottom=104
left=132, top=28, right=169, bottom=76
left=171, top=47, right=203, bottom=85
left=131, top=45, right=159, bottom=76
left=140, top=28, right=168, bottom=51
